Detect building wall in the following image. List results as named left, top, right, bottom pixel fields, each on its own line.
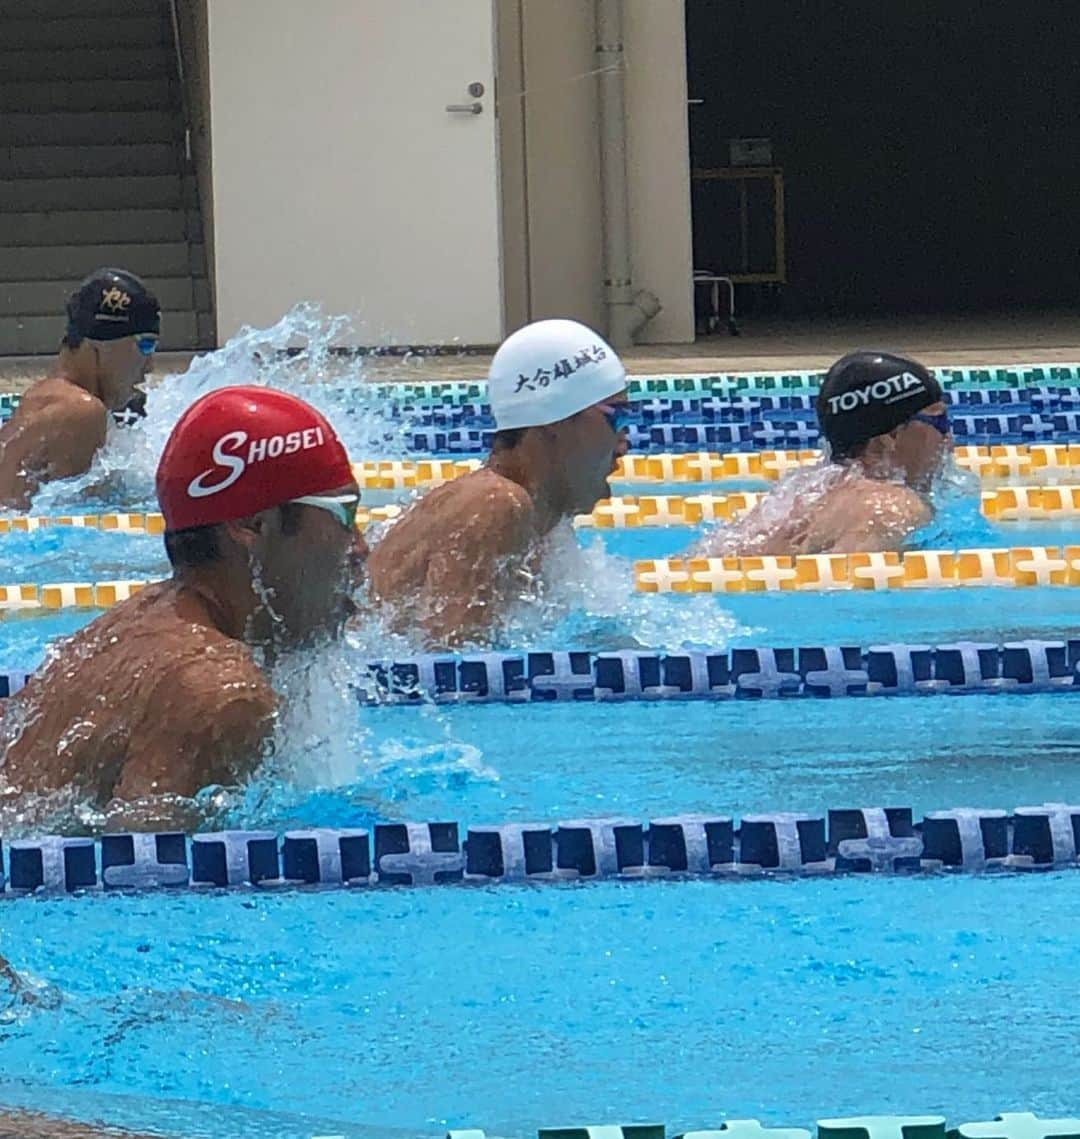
left=177, top=0, right=215, bottom=309
left=499, top=0, right=694, bottom=343
left=624, top=0, right=694, bottom=343
left=202, top=0, right=693, bottom=345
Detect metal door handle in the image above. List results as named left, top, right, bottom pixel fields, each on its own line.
left=446, top=102, right=483, bottom=115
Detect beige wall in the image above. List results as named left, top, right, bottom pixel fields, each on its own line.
left=624, top=0, right=695, bottom=343
left=497, top=0, right=694, bottom=343
left=495, top=1, right=530, bottom=334
left=199, top=0, right=692, bottom=345
left=177, top=0, right=215, bottom=317
left=518, top=0, right=606, bottom=333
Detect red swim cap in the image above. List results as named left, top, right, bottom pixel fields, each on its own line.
left=156, top=386, right=353, bottom=530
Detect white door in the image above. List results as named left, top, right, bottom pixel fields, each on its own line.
left=208, top=0, right=503, bottom=345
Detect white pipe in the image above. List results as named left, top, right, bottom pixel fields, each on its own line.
left=595, top=0, right=661, bottom=347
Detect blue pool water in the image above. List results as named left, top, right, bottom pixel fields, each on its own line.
left=0, top=336, right=1077, bottom=1134
left=0, top=875, right=1077, bottom=1137
left=1, top=522, right=1079, bottom=1135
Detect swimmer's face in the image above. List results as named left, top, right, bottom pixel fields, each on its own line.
left=555, top=391, right=631, bottom=512
left=92, top=334, right=155, bottom=412
left=257, top=481, right=365, bottom=645
left=893, top=401, right=951, bottom=489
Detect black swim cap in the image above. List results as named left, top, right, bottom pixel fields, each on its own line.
left=65, top=268, right=161, bottom=343
left=816, top=350, right=942, bottom=457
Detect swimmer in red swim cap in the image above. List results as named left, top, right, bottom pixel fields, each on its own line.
left=1, top=386, right=366, bottom=826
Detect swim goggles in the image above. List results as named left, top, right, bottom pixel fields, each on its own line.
left=135, top=335, right=158, bottom=357
left=597, top=401, right=634, bottom=433
left=289, top=493, right=361, bottom=531
left=910, top=410, right=950, bottom=437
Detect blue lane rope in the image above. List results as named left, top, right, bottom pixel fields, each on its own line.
left=355, top=641, right=1080, bottom=701
left=399, top=419, right=1080, bottom=456
left=359, top=385, right=1080, bottom=431
left=2, top=640, right=1080, bottom=704
left=453, top=1114, right=1080, bottom=1139
left=3, top=803, right=1078, bottom=895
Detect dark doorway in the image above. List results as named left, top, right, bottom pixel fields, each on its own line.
left=686, top=0, right=1080, bottom=317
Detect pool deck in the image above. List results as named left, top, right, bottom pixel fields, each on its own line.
left=2, top=311, right=1080, bottom=393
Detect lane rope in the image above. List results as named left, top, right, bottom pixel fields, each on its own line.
left=5, top=543, right=1080, bottom=611
left=3, top=638, right=1080, bottom=699
left=1, top=801, right=1077, bottom=894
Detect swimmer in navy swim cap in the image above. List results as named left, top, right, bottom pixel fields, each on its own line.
left=0, top=268, right=162, bottom=508
left=0, top=386, right=366, bottom=825
left=697, top=350, right=952, bottom=556
left=366, top=319, right=630, bottom=647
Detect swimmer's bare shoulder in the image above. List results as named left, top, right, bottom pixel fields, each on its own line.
left=820, top=478, right=931, bottom=553
left=368, top=468, right=534, bottom=589
left=116, top=598, right=276, bottom=800
left=0, top=377, right=106, bottom=507
left=367, top=468, right=536, bottom=644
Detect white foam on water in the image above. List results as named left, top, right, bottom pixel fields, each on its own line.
left=28, top=304, right=414, bottom=517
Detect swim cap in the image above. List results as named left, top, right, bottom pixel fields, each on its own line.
left=488, top=319, right=626, bottom=430
left=816, top=350, right=942, bottom=456
left=65, top=268, right=161, bottom=342
left=156, top=386, right=353, bottom=531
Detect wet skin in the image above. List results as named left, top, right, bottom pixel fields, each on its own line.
left=0, top=488, right=363, bottom=826
left=0, top=336, right=154, bottom=509
left=366, top=395, right=630, bottom=647
left=698, top=401, right=951, bottom=556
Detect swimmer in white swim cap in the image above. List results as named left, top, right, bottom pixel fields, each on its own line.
left=367, top=318, right=630, bottom=647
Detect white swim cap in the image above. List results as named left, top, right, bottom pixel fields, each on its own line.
left=488, top=319, right=626, bottom=430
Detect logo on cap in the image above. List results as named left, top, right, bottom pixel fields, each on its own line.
left=513, top=344, right=608, bottom=394
left=827, top=371, right=926, bottom=415
left=187, top=425, right=328, bottom=498
left=97, top=287, right=132, bottom=320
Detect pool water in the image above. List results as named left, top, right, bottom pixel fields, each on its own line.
left=0, top=518, right=1078, bottom=1135
left=0, top=330, right=1077, bottom=1136
left=0, top=875, right=1076, bottom=1138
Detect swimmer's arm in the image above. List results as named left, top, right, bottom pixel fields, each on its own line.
left=0, top=396, right=106, bottom=507
left=826, top=485, right=932, bottom=553
left=420, top=491, right=535, bottom=647
left=115, top=663, right=276, bottom=803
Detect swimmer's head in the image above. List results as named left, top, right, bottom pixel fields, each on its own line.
left=488, top=319, right=627, bottom=430
left=63, top=268, right=161, bottom=411
left=487, top=319, right=630, bottom=511
left=817, top=350, right=950, bottom=487
left=157, top=386, right=363, bottom=644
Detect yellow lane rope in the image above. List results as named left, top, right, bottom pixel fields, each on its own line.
left=634, top=547, right=1080, bottom=593
left=1, top=484, right=1078, bottom=539
left=346, top=446, right=1080, bottom=490
left=5, top=543, right=1080, bottom=610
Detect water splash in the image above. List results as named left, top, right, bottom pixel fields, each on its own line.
left=696, top=451, right=989, bottom=555
left=27, top=304, right=413, bottom=517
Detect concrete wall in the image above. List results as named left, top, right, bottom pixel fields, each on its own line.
left=177, top=0, right=215, bottom=319
left=200, top=0, right=693, bottom=345
left=498, top=0, right=694, bottom=343
left=624, top=0, right=694, bottom=343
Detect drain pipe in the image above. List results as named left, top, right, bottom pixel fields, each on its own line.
left=595, top=0, right=661, bottom=347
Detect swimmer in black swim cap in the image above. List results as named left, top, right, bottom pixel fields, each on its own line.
left=817, top=350, right=949, bottom=486
left=697, top=349, right=952, bottom=557
left=0, top=267, right=161, bottom=507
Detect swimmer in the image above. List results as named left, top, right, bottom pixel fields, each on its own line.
left=0, top=1113, right=165, bottom=1138
left=0, top=387, right=365, bottom=822
left=366, top=319, right=630, bottom=646
left=0, top=269, right=162, bottom=509
left=697, top=350, right=952, bottom=556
